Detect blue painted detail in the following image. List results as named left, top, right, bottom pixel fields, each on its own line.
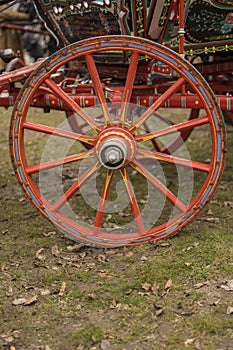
left=217, top=134, right=221, bottom=162
left=212, top=165, right=219, bottom=182
left=128, top=43, right=147, bottom=51
left=227, top=97, right=231, bottom=110
left=14, top=140, right=19, bottom=161
left=212, top=111, right=219, bottom=128
left=151, top=50, right=178, bottom=66
left=198, top=185, right=212, bottom=207
left=156, top=223, right=179, bottom=237
left=102, top=43, right=123, bottom=48
left=44, top=209, right=58, bottom=222
left=86, top=236, right=104, bottom=243
left=134, top=236, right=152, bottom=243
left=19, top=88, right=32, bottom=112
left=181, top=96, right=186, bottom=108
left=199, top=86, right=211, bottom=106
left=149, top=96, right=153, bottom=106
left=14, top=117, right=19, bottom=134
left=60, top=223, right=103, bottom=243
left=33, top=70, right=47, bottom=83
left=61, top=222, right=81, bottom=237
left=50, top=54, right=72, bottom=68
left=19, top=166, right=26, bottom=183
left=181, top=209, right=194, bottom=223
left=27, top=187, right=41, bottom=207
left=182, top=69, right=197, bottom=83
left=107, top=240, right=130, bottom=245
left=74, top=45, right=96, bottom=53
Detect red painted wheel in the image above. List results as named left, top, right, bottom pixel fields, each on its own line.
left=10, top=36, right=225, bottom=247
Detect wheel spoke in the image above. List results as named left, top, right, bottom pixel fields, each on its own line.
left=137, top=149, right=211, bottom=172
left=23, top=121, right=96, bottom=145
left=130, top=160, right=187, bottom=213
left=120, top=168, right=145, bottom=235
left=160, top=109, right=200, bottom=154
left=120, top=52, right=139, bottom=124
left=135, top=116, right=209, bottom=143
left=93, top=170, right=113, bottom=234
left=85, top=54, right=112, bottom=126
left=26, top=149, right=95, bottom=174
left=130, top=77, right=185, bottom=132
left=44, top=78, right=101, bottom=133
left=51, top=161, right=100, bottom=212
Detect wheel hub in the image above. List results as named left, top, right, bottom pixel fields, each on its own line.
left=98, top=138, right=128, bottom=169
left=95, top=127, right=136, bottom=169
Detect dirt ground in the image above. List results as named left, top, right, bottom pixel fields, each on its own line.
left=0, top=109, right=233, bottom=350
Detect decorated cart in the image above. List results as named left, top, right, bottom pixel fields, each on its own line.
left=0, top=0, right=232, bottom=247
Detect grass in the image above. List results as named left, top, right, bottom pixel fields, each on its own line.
left=0, top=106, right=233, bottom=349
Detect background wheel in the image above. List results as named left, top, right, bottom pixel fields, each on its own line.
left=10, top=36, right=225, bottom=247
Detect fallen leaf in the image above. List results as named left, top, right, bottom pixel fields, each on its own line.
left=220, top=280, right=233, bottom=291
left=12, top=298, right=27, bottom=306
left=97, top=255, right=107, bottom=262
left=42, top=231, right=57, bottom=237
left=141, top=282, right=151, bottom=291
left=194, top=282, right=205, bottom=289
left=125, top=251, right=134, bottom=257
left=119, top=212, right=130, bottom=217
left=226, top=306, right=233, bottom=314
left=12, top=295, right=38, bottom=306
left=51, top=244, right=60, bottom=256
left=184, top=338, right=196, bottom=346
left=1, top=263, right=8, bottom=271
left=67, top=244, right=83, bottom=252
left=210, top=299, right=221, bottom=306
left=87, top=293, right=95, bottom=300
left=140, top=256, right=148, bottom=261
left=165, top=279, right=172, bottom=289
left=124, top=289, right=132, bottom=295
left=5, top=287, right=13, bottom=297
left=58, top=282, right=66, bottom=296
left=155, top=308, right=164, bottom=316
left=36, top=248, right=46, bottom=261
left=44, top=346, right=52, bottom=350
left=0, top=335, right=14, bottom=343
left=159, top=242, right=171, bottom=247
left=151, top=282, right=159, bottom=295
left=24, top=295, right=38, bottom=306
left=40, top=289, right=50, bottom=296
left=106, top=214, right=112, bottom=221
left=223, top=201, right=233, bottom=208
left=204, top=217, right=220, bottom=223
left=110, top=299, right=119, bottom=309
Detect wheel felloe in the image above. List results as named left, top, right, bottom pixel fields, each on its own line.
left=10, top=35, right=225, bottom=247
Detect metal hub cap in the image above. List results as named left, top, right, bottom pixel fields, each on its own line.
left=98, top=138, right=128, bottom=169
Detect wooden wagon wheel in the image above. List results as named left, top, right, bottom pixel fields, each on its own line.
left=10, top=36, right=225, bottom=247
